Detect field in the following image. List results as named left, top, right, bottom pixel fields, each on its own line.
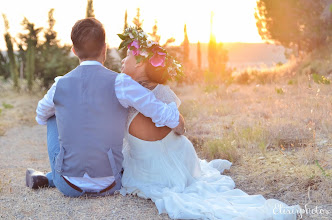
left=0, top=75, right=331, bottom=219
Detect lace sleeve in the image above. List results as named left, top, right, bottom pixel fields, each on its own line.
left=152, top=85, right=181, bottom=108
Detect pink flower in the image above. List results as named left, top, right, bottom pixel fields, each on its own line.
left=128, top=40, right=140, bottom=56
left=128, top=40, right=139, bottom=49
left=149, top=51, right=166, bottom=67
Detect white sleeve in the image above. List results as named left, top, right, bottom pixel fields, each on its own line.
left=114, top=73, right=180, bottom=128
left=35, top=76, right=61, bottom=125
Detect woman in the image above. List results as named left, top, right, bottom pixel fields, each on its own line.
left=118, top=27, right=300, bottom=220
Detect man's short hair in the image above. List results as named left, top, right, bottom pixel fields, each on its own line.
left=71, top=18, right=105, bottom=59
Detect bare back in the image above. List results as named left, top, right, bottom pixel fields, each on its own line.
left=129, top=113, right=172, bottom=141
left=126, top=84, right=181, bottom=141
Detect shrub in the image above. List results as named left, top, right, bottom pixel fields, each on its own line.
left=312, top=73, right=330, bottom=85
left=204, top=84, right=219, bottom=93
left=275, top=87, right=284, bottom=94
left=2, top=102, right=13, bottom=109
left=204, top=138, right=240, bottom=163
left=235, top=72, right=250, bottom=84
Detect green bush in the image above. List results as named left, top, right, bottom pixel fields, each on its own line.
left=204, top=138, right=240, bottom=162
left=275, top=87, right=284, bottom=94
left=312, top=73, right=330, bottom=85
left=2, top=102, right=13, bottom=109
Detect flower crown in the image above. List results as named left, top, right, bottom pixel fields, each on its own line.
left=118, top=27, right=184, bottom=80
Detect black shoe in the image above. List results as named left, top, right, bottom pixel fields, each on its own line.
left=26, top=168, right=49, bottom=189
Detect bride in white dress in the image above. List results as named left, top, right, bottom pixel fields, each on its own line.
left=118, top=28, right=301, bottom=220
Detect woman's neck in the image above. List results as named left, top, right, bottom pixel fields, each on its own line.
left=135, top=76, right=158, bottom=90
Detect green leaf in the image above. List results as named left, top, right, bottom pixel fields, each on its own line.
left=117, top=34, right=126, bottom=40
left=118, top=41, right=125, bottom=50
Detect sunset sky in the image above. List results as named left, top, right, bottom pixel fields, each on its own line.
left=0, top=0, right=262, bottom=50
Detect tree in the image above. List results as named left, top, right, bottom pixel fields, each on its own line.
left=119, top=9, right=128, bottom=60
left=149, top=20, right=161, bottom=43
left=133, top=8, right=143, bottom=28
left=208, top=12, right=217, bottom=73
left=44, top=9, right=57, bottom=46
left=197, top=41, right=201, bottom=70
left=182, top=24, right=190, bottom=64
left=19, top=18, right=42, bottom=90
left=86, top=0, right=95, bottom=18
left=2, top=14, right=19, bottom=88
left=255, top=0, right=328, bottom=54
left=208, top=12, right=229, bottom=81
left=216, top=42, right=228, bottom=80
left=0, top=49, right=9, bottom=79
left=124, top=9, right=128, bottom=30
left=37, top=9, right=78, bottom=88
left=104, top=48, right=121, bottom=73
left=148, top=19, right=175, bottom=48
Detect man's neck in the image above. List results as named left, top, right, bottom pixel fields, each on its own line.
left=79, top=57, right=104, bottom=65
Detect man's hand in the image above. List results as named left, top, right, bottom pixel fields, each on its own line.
left=173, top=114, right=185, bottom=135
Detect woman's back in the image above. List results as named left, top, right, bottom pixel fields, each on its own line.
left=129, top=113, right=171, bottom=141
left=122, top=84, right=201, bottom=190
left=126, top=84, right=181, bottom=141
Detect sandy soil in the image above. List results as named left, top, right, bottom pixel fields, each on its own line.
left=0, top=79, right=331, bottom=219
left=0, top=124, right=172, bottom=219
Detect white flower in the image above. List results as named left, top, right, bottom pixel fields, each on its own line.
left=140, top=50, right=149, bottom=57
left=139, top=32, right=147, bottom=38
left=129, top=33, right=134, bottom=39
left=147, top=40, right=153, bottom=47
left=170, top=70, right=177, bottom=77
left=147, top=40, right=158, bottom=47
left=168, top=67, right=177, bottom=77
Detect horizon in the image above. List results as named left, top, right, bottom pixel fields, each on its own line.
left=0, top=0, right=263, bottom=50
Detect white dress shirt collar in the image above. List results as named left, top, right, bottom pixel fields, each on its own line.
left=80, top=60, right=103, bottom=66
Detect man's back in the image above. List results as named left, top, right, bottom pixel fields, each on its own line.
left=53, top=65, right=128, bottom=178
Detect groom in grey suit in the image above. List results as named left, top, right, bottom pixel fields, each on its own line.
left=26, top=18, right=184, bottom=197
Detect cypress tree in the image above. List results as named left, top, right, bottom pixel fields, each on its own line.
left=197, top=41, right=201, bottom=70
left=149, top=20, right=160, bottom=43
left=208, top=12, right=216, bottom=73
left=2, top=14, right=19, bottom=89
left=86, top=0, right=95, bottom=18
left=20, top=18, right=42, bottom=91
left=119, top=10, right=128, bottom=60
left=182, top=24, right=189, bottom=65
left=133, top=8, right=143, bottom=28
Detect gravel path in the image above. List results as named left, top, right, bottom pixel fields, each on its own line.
left=0, top=125, right=170, bottom=219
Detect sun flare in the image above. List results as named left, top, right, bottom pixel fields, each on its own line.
left=0, top=0, right=262, bottom=50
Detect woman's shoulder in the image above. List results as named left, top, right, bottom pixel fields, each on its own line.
left=153, top=84, right=181, bottom=107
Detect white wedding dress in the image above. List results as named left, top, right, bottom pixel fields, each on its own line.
left=120, top=84, right=301, bottom=220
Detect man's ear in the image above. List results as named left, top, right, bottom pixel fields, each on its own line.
left=102, top=43, right=107, bottom=54
left=72, top=47, right=77, bottom=56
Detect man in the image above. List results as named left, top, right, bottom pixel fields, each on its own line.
left=26, top=18, right=184, bottom=197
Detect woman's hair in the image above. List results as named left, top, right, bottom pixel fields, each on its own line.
left=145, top=62, right=170, bottom=84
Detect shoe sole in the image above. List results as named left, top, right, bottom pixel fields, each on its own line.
left=26, top=168, right=48, bottom=189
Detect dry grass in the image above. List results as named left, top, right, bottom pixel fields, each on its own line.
left=174, top=74, right=332, bottom=219
left=0, top=75, right=331, bottom=219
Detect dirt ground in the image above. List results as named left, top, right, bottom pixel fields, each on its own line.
left=0, top=77, right=331, bottom=219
